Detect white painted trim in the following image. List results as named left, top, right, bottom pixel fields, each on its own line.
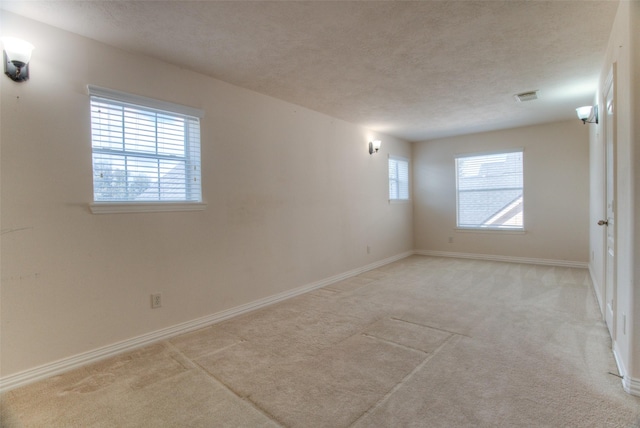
left=622, top=376, right=640, bottom=397
left=87, top=85, right=205, bottom=118
left=90, top=202, right=207, bottom=214
left=588, top=262, right=605, bottom=315
left=613, top=342, right=627, bottom=378
left=0, top=251, right=413, bottom=393
left=612, top=344, right=640, bottom=396
left=389, top=199, right=411, bottom=205
left=454, top=228, right=526, bottom=234
left=414, top=250, right=588, bottom=268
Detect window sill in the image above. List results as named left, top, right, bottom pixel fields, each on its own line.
left=90, top=202, right=207, bottom=214
left=389, top=199, right=411, bottom=205
left=455, top=227, right=526, bottom=234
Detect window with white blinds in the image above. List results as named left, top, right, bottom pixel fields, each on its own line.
left=455, top=150, right=523, bottom=229
left=389, top=156, right=409, bottom=201
left=89, top=86, right=203, bottom=205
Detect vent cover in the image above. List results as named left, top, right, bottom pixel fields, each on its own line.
left=514, top=90, right=539, bottom=102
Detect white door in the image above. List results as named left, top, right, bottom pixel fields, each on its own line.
left=602, top=66, right=616, bottom=339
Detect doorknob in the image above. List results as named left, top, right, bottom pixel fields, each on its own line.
left=598, top=220, right=608, bottom=226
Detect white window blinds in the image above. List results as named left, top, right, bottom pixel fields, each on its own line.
left=455, top=150, right=523, bottom=229
left=389, top=156, right=409, bottom=201
left=89, top=86, right=203, bottom=203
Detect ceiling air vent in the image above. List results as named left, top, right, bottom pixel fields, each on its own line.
left=514, top=90, right=538, bottom=102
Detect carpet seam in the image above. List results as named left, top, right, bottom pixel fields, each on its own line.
left=360, top=333, right=429, bottom=355
left=172, top=338, right=248, bottom=361
left=348, top=333, right=462, bottom=427
left=165, top=341, right=287, bottom=427
left=389, top=316, right=471, bottom=338
left=192, top=358, right=287, bottom=427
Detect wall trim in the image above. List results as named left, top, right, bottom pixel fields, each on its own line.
left=0, top=251, right=413, bottom=393
left=414, top=250, right=588, bottom=268
left=613, top=342, right=627, bottom=380
left=90, top=202, right=207, bottom=215
left=622, top=376, right=640, bottom=397
left=613, top=343, right=640, bottom=397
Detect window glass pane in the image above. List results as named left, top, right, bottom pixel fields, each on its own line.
left=90, top=102, right=124, bottom=151
left=124, top=108, right=157, bottom=154
left=389, top=157, right=409, bottom=200
left=397, top=160, right=409, bottom=200
left=90, top=94, right=201, bottom=203
left=456, top=151, right=523, bottom=229
left=158, top=160, right=187, bottom=200
left=158, top=115, right=186, bottom=157
left=92, top=153, right=128, bottom=201
left=389, top=159, right=398, bottom=199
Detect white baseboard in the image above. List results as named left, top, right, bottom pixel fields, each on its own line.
left=613, top=343, right=640, bottom=397
left=613, top=343, right=627, bottom=380
left=0, top=251, right=413, bottom=393
left=622, top=376, right=640, bottom=397
left=414, top=250, right=588, bottom=268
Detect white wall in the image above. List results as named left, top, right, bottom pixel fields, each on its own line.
left=590, top=0, right=640, bottom=393
left=413, top=121, right=590, bottom=263
left=0, top=12, right=412, bottom=378
left=633, top=0, right=640, bottom=388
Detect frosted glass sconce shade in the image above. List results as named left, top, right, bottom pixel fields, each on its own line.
left=2, top=37, right=34, bottom=82
left=369, top=140, right=381, bottom=155
left=576, top=105, right=598, bottom=124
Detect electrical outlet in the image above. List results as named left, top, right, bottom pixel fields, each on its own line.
left=367, top=245, right=371, bottom=254
left=448, top=236, right=453, bottom=244
left=151, top=293, right=162, bottom=309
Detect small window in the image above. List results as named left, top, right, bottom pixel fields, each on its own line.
left=389, top=156, right=409, bottom=201
left=88, top=86, right=204, bottom=210
left=455, top=150, right=523, bottom=230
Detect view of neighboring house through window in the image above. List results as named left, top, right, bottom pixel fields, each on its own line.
left=389, top=156, right=410, bottom=201
left=89, top=86, right=203, bottom=203
left=455, top=150, right=523, bottom=229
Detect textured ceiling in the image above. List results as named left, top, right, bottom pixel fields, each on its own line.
left=0, top=1, right=619, bottom=142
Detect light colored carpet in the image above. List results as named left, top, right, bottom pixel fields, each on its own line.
left=2, top=256, right=639, bottom=427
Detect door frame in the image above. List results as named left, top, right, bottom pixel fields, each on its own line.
left=602, top=63, right=617, bottom=341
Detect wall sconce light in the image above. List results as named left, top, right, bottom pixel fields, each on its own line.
left=576, top=105, right=598, bottom=124
left=2, top=37, right=34, bottom=82
left=369, top=140, right=381, bottom=155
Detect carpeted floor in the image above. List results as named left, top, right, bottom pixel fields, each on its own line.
left=2, top=255, right=640, bottom=427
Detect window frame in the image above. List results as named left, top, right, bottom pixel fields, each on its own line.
left=87, top=85, right=206, bottom=214
left=388, top=155, right=410, bottom=203
left=454, top=149, right=524, bottom=231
